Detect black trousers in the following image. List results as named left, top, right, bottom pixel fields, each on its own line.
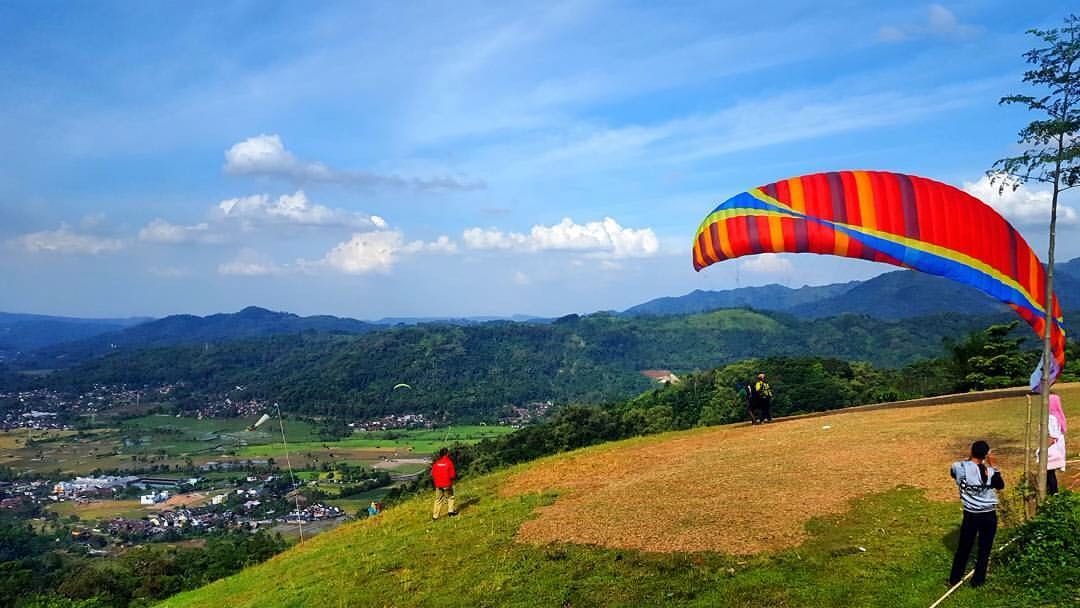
left=1048, top=469, right=1059, bottom=495
left=751, top=399, right=772, bottom=422
left=950, top=510, right=997, bottom=585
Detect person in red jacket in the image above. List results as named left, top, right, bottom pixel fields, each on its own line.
left=431, top=447, right=457, bottom=520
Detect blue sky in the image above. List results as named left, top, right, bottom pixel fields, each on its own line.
left=1, top=0, right=1077, bottom=319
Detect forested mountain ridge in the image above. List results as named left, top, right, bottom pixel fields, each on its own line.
left=24, top=309, right=1008, bottom=420
left=9, top=257, right=1079, bottom=367
left=622, top=282, right=859, bottom=316
left=18, top=306, right=384, bottom=367
left=0, top=312, right=150, bottom=357
left=625, top=258, right=1080, bottom=318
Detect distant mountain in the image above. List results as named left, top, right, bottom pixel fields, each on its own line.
left=627, top=257, right=1080, bottom=320
left=788, top=271, right=1007, bottom=319
left=20, top=306, right=383, bottom=367
left=1057, top=257, right=1080, bottom=279
left=0, top=312, right=150, bottom=357
left=373, top=314, right=548, bottom=325
left=623, top=282, right=859, bottom=316
left=32, top=309, right=1002, bottom=419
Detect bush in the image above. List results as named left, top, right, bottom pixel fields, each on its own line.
left=997, top=490, right=1080, bottom=603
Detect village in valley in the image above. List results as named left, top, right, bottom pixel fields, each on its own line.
left=0, top=381, right=517, bottom=555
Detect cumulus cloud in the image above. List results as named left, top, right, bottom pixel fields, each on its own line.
left=462, top=217, right=659, bottom=258
left=320, top=231, right=404, bottom=274
left=402, top=234, right=458, bottom=254
left=215, top=190, right=380, bottom=230
left=218, top=249, right=288, bottom=276
left=138, top=219, right=219, bottom=244
left=739, top=253, right=794, bottom=275
left=223, top=134, right=484, bottom=191
left=317, top=231, right=457, bottom=274
left=15, top=225, right=124, bottom=255
left=963, top=174, right=1078, bottom=227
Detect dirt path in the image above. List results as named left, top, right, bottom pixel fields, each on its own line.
left=501, top=389, right=1080, bottom=555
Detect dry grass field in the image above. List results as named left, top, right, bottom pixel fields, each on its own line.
left=502, top=385, right=1080, bottom=555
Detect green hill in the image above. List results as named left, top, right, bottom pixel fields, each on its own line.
left=24, top=310, right=1005, bottom=420
left=158, top=387, right=1079, bottom=608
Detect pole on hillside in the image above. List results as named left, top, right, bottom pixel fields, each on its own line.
left=1024, top=394, right=1033, bottom=519
left=1037, top=153, right=1061, bottom=505
left=276, top=404, right=304, bottom=544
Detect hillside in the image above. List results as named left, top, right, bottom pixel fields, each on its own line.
left=622, top=282, right=858, bottom=316
left=18, top=306, right=383, bottom=366
left=627, top=258, right=1080, bottom=318
left=0, top=312, right=149, bottom=357
left=159, top=387, right=1080, bottom=608
left=27, top=310, right=1004, bottom=419
left=12, top=257, right=1079, bottom=368
left=788, top=271, right=1009, bottom=319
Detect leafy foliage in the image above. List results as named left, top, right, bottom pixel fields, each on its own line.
left=25, top=311, right=1007, bottom=420
left=993, top=15, right=1080, bottom=190
left=997, top=491, right=1080, bottom=604
left=946, top=322, right=1040, bottom=390
left=0, top=510, right=287, bottom=608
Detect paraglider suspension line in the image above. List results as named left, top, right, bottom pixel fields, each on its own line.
left=276, top=404, right=304, bottom=544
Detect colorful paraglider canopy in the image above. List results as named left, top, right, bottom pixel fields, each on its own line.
left=692, top=170, right=1066, bottom=383
left=393, top=383, right=413, bottom=390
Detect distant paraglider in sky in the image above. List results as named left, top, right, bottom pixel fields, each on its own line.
left=393, top=383, right=413, bottom=391
left=692, top=170, right=1066, bottom=384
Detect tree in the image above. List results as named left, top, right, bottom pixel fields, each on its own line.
left=947, top=322, right=1036, bottom=391
left=992, top=14, right=1080, bottom=503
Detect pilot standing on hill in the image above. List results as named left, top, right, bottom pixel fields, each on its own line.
left=748, top=373, right=774, bottom=424
left=948, top=440, right=1005, bottom=588
left=431, top=448, right=457, bottom=520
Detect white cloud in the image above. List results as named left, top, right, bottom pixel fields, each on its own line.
left=739, top=254, right=794, bottom=275
left=879, top=4, right=976, bottom=43
left=512, top=271, right=531, bottom=286
left=963, top=174, right=1078, bottom=227
left=316, top=231, right=458, bottom=274
left=927, top=4, right=958, bottom=34
left=320, top=231, right=403, bottom=275
left=215, top=190, right=379, bottom=231
left=223, top=134, right=483, bottom=191
left=217, top=249, right=288, bottom=276
left=15, top=225, right=124, bottom=255
left=462, top=217, right=659, bottom=258
left=138, top=219, right=218, bottom=244
left=402, top=235, right=458, bottom=254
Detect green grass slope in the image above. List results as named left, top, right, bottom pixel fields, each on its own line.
left=159, top=393, right=1076, bottom=608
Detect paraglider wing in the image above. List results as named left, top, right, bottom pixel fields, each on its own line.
left=692, top=170, right=1066, bottom=383
left=393, top=383, right=412, bottom=391
left=247, top=413, right=272, bottom=431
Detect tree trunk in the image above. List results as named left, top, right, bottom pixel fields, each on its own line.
left=1038, top=159, right=1062, bottom=504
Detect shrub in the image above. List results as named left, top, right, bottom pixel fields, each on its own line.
left=997, top=490, right=1080, bottom=603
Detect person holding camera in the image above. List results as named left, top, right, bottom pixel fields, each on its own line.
left=948, top=440, right=1005, bottom=587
